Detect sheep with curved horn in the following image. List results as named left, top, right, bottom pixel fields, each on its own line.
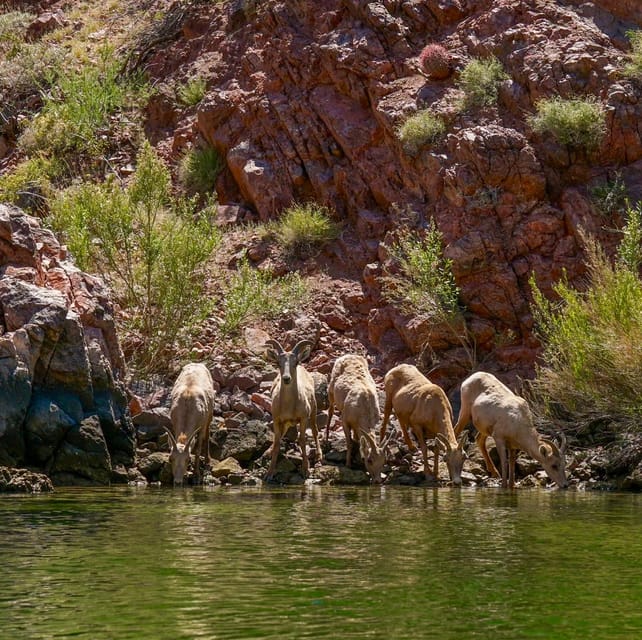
left=264, top=339, right=321, bottom=480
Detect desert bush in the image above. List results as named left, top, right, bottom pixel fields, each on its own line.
left=418, top=43, right=451, bottom=79
left=531, top=204, right=642, bottom=418
left=590, top=172, right=628, bottom=218
left=381, top=223, right=460, bottom=321
left=458, top=57, right=507, bottom=108
left=0, top=156, right=59, bottom=209
left=273, top=203, right=340, bottom=258
left=20, top=46, right=147, bottom=159
left=622, top=30, right=642, bottom=79
left=528, top=96, right=606, bottom=150
left=49, top=141, right=220, bottom=372
left=178, top=146, right=224, bottom=197
left=177, top=76, right=207, bottom=106
left=221, top=258, right=308, bottom=335
left=396, top=109, right=446, bottom=156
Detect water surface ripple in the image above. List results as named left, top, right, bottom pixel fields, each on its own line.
left=1, top=487, right=640, bottom=639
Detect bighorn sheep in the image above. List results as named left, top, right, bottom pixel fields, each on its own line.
left=265, top=339, right=322, bottom=480
left=326, top=354, right=391, bottom=483
left=380, top=364, right=467, bottom=484
left=454, top=371, right=568, bottom=489
left=163, top=362, right=215, bottom=485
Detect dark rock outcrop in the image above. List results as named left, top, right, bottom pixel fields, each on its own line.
left=0, top=205, right=134, bottom=484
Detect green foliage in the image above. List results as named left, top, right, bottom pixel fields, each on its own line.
left=381, top=224, right=460, bottom=320
left=396, top=109, right=446, bottom=156
left=458, top=57, right=507, bottom=108
left=177, top=76, right=207, bottom=106
left=178, top=146, right=224, bottom=196
left=221, top=258, right=308, bottom=335
left=273, top=203, right=341, bottom=258
left=0, top=156, right=60, bottom=208
left=20, top=46, right=147, bottom=158
left=531, top=207, right=642, bottom=418
left=590, top=172, right=628, bottom=218
left=529, top=96, right=606, bottom=150
left=48, top=141, right=220, bottom=372
left=622, top=30, right=642, bottom=79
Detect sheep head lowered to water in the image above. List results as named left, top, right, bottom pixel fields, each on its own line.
left=163, top=362, right=215, bottom=485
left=326, top=354, right=392, bottom=483
left=454, top=371, right=568, bottom=489
left=265, top=339, right=322, bottom=480
left=380, top=363, right=467, bottom=485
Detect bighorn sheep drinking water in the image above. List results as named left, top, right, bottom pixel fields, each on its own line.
left=265, top=339, right=322, bottom=480
left=326, top=354, right=391, bottom=483
left=163, top=362, right=215, bottom=485
left=454, top=371, right=568, bottom=489
left=380, top=364, right=467, bottom=484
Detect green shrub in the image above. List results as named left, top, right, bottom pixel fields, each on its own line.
left=590, top=172, right=628, bottom=218
left=177, top=76, right=207, bottom=106
left=49, top=141, right=220, bottom=372
left=20, top=46, right=146, bottom=158
left=273, top=203, right=340, bottom=258
left=178, top=146, right=224, bottom=196
left=396, top=109, right=446, bottom=156
left=528, top=96, right=606, bottom=150
left=381, top=223, right=460, bottom=320
left=0, top=156, right=59, bottom=208
left=531, top=204, right=642, bottom=418
left=622, top=30, right=642, bottom=79
left=221, top=258, right=308, bottom=335
left=458, top=57, right=507, bottom=108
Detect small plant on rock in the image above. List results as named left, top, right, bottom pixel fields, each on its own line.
left=590, top=172, right=628, bottom=218
left=273, top=203, right=341, bottom=258
left=179, top=145, right=224, bottom=197
left=396, top=109, right=446, bottom=156
left=177, top=76, right=207, bottom=106
left=418, top=43, right=451, bottom=79
left=458, top=56, right=508, bottom=108
left=529, top=96, right=606, bottom=150
left=622, top=30, right=642, bottom=79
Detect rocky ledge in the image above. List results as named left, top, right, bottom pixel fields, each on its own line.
left=0, top=205, right=135, bottom=485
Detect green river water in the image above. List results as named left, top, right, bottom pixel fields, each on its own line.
left=0, top=486, right=641, bottom=640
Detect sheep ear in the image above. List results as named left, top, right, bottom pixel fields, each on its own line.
left=264, top=340, right=283, bottom=362
left=539, top=443, right=550, bottom=458
left=293, top=340, right=312, bottom=363
left=265, top=348, right=279, bottom=362
left=360, top=435, right=371, bottom=459
left=435, top=433, right=451, bottom=452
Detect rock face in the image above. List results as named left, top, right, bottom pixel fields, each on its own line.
left=0, top=205, right=134, bottom=484
left=142, top=0, right=642, bottom=383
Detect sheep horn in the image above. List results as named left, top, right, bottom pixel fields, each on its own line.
left=558, top=431, right=567, bottom=454
left=435, top=433, right=452, bottom=452
left=381, top=429, right=395, bottom=450
left=361, top=430, right=377, bottom=449
left=264, top=339, right=284, bottom=355
left=541, top=438, right=561, bottom=457
left=186, top=426, right=203, bottom=449
left=161, top=424, right=177, bottom=448
left=292, top=339, right=313, bottom=357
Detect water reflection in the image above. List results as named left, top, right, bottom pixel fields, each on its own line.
left=0, top=487, right=641, bottom=639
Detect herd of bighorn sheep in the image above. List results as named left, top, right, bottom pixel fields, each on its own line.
left=166, top=342, right=569, bottom=489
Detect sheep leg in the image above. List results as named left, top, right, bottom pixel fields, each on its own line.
left=299, top=419, right=310, bottom=478
left=266, top=422, right=283, bottom=480
left=193, top=434, right=202, bottom=485
left=310, top=403, right=322, bottom=463
left=415, top=430, right=430, bottom=480
left=432, top=440, right=440, bottom=481
left=326, top=398, right=335, bottom=444
left=453, top=401, right=471, bottom=437
left=380, top=396, right=393, bottom=442
left=496, top=438, right=509, bottom=489
left=508, top=448, right=517, bottom=489
left=477, top=432, right=500, bottom=478
left=399, top=420, right=417, bottom=452
left=344, top=422, right=353, bottom=468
